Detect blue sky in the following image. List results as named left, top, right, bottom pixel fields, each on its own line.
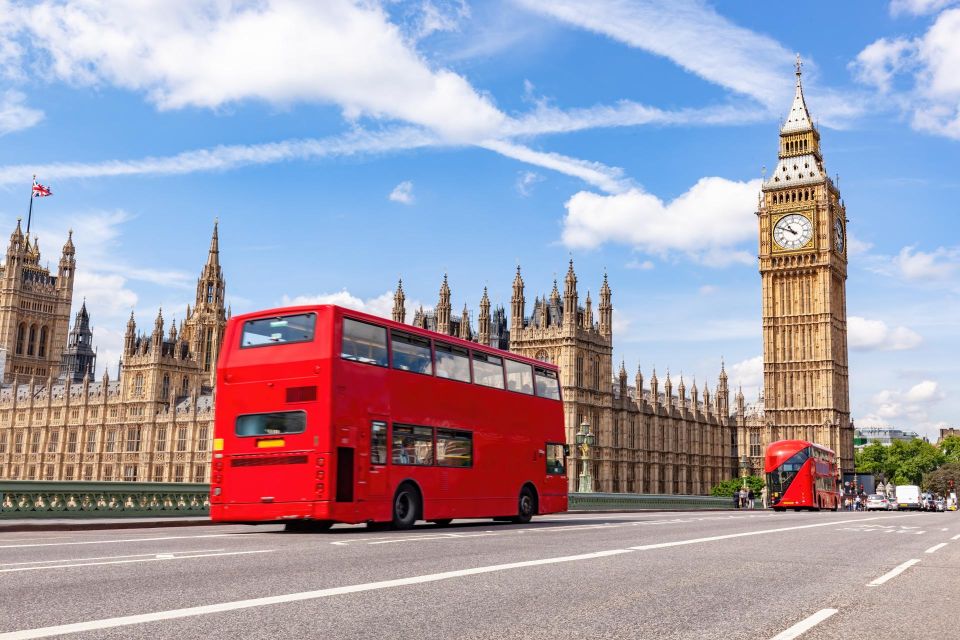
left=0, top=0, right=957, bottom=438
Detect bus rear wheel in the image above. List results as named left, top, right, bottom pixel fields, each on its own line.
left=512, top=486, right=537, bottom=524
left=392, top=483, right=420, bottom=530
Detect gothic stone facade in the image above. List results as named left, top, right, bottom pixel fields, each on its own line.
left=0, top=222, right=225, bottom=483
left=397, top=261, right=744, bottom=495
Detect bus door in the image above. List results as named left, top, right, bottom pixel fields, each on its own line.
left=334, top=424, right=356, bottom=504
left=359, top=418, right=389, bottom=502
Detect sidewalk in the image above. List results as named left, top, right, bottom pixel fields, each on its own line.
left=0, top=517, right=216, bottom=533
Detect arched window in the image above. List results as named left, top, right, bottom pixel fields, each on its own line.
left=27, top=325, right=36, bottom=356
left=38, top=326, right=47, bottom=358
left=575, top=354, right=584, bottom=387
left=15, top=324, right=25, bottom=355
left=182, top=376, right=190, bottom=397
left=534, top=350, right=550, bottom=364
left=206, top=283, right=213, bottom=304
left=592, top=357, right=601, bottom=390
left=134, top=374, right=144, bottom=396
left=161, top=374, right=170, bottom=398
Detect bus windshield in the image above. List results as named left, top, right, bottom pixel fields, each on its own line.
left=766, top=447, right=809, bottom=495
left=241, top=313, right=315, bottom=348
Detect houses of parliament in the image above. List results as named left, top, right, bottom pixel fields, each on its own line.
left=0, top=62, right=853, bottom=492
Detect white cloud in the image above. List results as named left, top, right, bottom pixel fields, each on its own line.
left=890, top=0, right=959, bottom=16
left=389, top=180, right=415, bottom=205
left=852, top=8, right=960, bottom=140
left=514, top=0, right=792, bottom=109
left=0, top=89, right=42, bottom=135
left=893, top=245, right=959, bottom=281
left=0, top=127, right=437, bottom=186
left=730, top=354, right=763, bottom=402
left=698, top=285, right=717, bottom=295
left=74, top=271, right=138, bottom=318
left=862, top=379, right=944, bottom=426
left=515, top=170, right=543, bottom=196
left=848, top=316, right=923, bottom=351
left=481, top=139, right=629, bottom=194
left=625, top=258, right=654, bottom=270
left=7, top=0, right=503, bottom=143
left=560, top=177, right=760, bottom=264
left=281, top=290, right=396, bottom=320
left=409, top=0, right=471, bottom=40
left=906, top=379, right=941, bottom=402
left=846, top=233, right=873, bottom=256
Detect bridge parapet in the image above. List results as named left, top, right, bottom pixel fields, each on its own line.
left=0, top=480, right=209, bottom=518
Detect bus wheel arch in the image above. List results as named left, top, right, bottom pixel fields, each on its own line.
left=392, top=480, right=422, bottom=530
left=513, top=483, right=538, bottom=524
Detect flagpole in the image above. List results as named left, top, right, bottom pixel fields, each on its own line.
left=26, top=174, right=35, bottom=235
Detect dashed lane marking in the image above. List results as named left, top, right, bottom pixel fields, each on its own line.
left=0, top=517, right=890, bottom=639
left=0, top=534, right=255, bottom=549
left=951, top=534, right=960, bottom=541
left=867, top=559, right=921, bottom=587
left=0, top=549, right=225, bottom=568
left=770, top=609, right=838, bottom=640
left=925, top=543, right=948, bottom=554
left=0, top=549, right=273, bottom=573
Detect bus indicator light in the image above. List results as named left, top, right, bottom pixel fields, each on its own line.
left=213, top=438, right=224, bottom=451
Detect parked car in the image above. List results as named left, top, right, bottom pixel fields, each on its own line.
left=866, top=494, right=890, bottom=511
left=935, top=499, right=946, bottom=512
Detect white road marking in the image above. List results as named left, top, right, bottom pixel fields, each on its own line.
left=0, top=534, right=252, bottom=549
left=0, top=549, right=225, bottom=567
left=331, top=513, right=868, bottom=547
left=0, top=548, right=633, bottom=639
left=867, top=559, right=920, bottom=587
left=0, top=549, right=273, bottom=573
left=630, top=517, right=899, bottom=551
left=941, top=528, right=949, bottom=531
left=0, top=514, right=902, bottom=639
left=925, top=543, right=948, bottom=554
left=769, top=608, right=838, bottom=640
left=951, top=534, right=960, bottom=541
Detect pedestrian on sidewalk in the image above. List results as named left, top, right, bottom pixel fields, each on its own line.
left=732, top=489, right=740, bottom=509
left=761, top=485, right=768, bottom=509
left=747, top=488, right=755, bottom=510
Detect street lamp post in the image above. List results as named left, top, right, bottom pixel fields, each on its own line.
left=576, top=421, right=595, bottom=493
left=739, top=455, right=750, bottom=488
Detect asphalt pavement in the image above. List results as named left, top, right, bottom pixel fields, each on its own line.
left=0, top=509, right=956, bottom=639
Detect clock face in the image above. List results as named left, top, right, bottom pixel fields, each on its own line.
left=834, top=218, right=844, bottom=253
left=773, top=213, right=813, bottom=250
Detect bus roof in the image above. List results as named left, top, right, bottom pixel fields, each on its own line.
left=766, top=439, right=836, bottom=457
left=231, top=304, right=560, bottom=372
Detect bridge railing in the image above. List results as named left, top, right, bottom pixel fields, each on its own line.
left=0, top=480, right=210, bottom=518
left=568, top=492, right=733, bottom=511
left=0, top=482, right=733, bottom=519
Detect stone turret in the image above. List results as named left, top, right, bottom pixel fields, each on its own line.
left=599, top=273, right=612, bottom=338
left=510, top=266, right=524, bottom=331
left=392, top=279, right=406, bottom=324
left=563, top=259, right=577, bottom=329
left=478, top=287, right=491, bottom=345
left=436, top=274, right=451, bottom=335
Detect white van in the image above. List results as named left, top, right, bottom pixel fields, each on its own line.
left=895, top=485, right=922, bottom=511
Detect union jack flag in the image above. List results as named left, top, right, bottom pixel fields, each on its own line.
left=32, top=180, right=52, bottom=198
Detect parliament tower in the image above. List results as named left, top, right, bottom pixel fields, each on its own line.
left=758, top=58, right=854, bottom=472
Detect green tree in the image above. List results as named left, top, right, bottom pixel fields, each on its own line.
left=886, top=439, right=944, bottom=485
left=939, top=436, right=960, bottom=463
left=922, top=462, right=960, bottom=495
left=855, top=442, right=889, bottom=478
left=710, top=476, right=765, bottom=497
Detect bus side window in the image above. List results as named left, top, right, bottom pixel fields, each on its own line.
left=342, top=318, right=388, bottom=366
left=546, top=443, right=565, bottom=475
left=371, top=421, right=387, bottom=465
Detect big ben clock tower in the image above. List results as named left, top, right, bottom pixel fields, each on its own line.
left=758, top=57, right=854, bottom=473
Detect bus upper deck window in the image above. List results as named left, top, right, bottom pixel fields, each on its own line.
left=341, top=318, right=388, bottom=366
left=534, top=367, right=561, bottom=400
left=242, top=313, right=315, bottom=348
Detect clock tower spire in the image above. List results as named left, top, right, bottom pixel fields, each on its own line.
left=756, top=57, right=853, bottom=473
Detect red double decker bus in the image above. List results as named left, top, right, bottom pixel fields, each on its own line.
left=765, top=440, right=839, bottom=511
left=211, top=305, right=568, bottom=530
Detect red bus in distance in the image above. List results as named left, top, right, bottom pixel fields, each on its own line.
left=765, top=439, right=839, bottom=511
left=211, top=305, right=568, bottom=530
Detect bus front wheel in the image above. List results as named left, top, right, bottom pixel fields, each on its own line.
left=392, top=483, right=421, bottom=530
left=512, top=486, right=537, bottom=524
